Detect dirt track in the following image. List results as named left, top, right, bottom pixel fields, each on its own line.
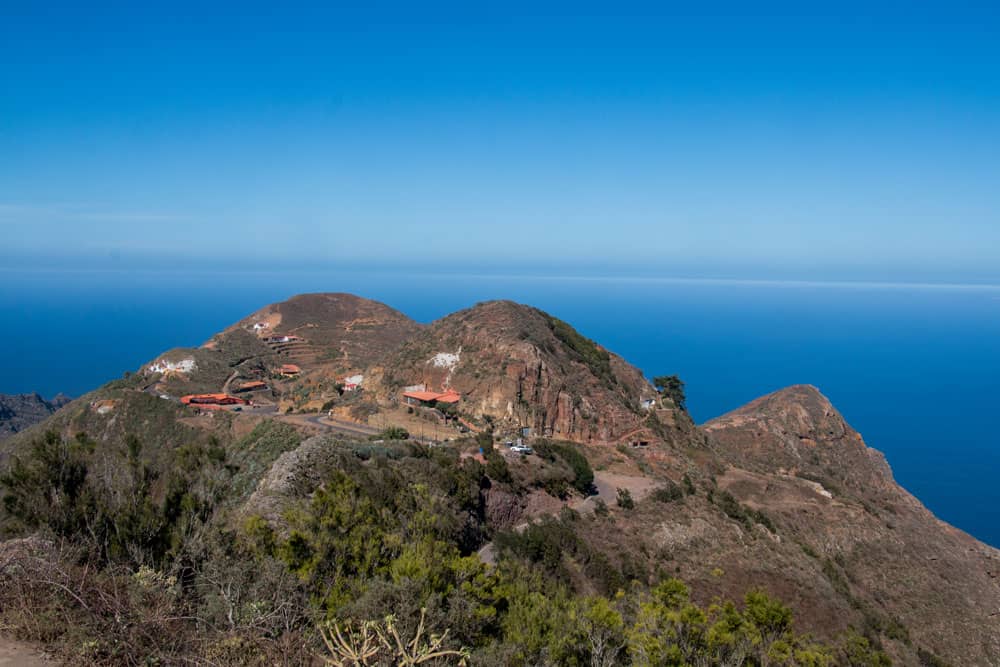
left=0, top=639, right=50, bottom=665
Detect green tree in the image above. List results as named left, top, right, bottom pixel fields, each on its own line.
left=378, top=426, right=410, bottom=441
left=616, top=487, right=635, bottom=509
left=653, top=375, right=687, bottom=412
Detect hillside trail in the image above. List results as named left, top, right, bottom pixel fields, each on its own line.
left=0, top=639, right=51, bottom=665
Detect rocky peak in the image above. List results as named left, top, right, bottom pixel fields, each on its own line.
left=370, top=300, right=678, bottom=445
left=704, top=384, right=896, bottom=495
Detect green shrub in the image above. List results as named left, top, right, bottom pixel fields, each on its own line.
left=652, top=482, right=684, bottom=503
left=594, top=498, right=610, bottom=517
left=652, top=375, right=687, bottom=412
left=376, top=426, right=410, bottom=441
left=533, top=440, right=594, bottom=495
left=543, top=314, right=616, bottom=388
left=682, top=473, right=696, bottom=495
left=485, top=451, right=513, bottom=484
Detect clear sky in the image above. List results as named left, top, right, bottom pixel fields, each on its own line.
left=2, top=2, right=999, bottom=281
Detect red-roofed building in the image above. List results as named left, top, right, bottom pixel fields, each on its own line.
left=181, top=393, right=249, bottom=406
left=436, top=390, right=461, bottom=404
left=402, top=389, right=461, bottom=407
left=279, top=364, right=301, bottom=376
left=234, top=381, right=268, bottom=393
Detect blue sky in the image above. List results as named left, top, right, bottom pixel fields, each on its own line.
left=2, top=2, right=999, bottom=280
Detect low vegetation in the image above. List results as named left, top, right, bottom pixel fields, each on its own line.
left=0, top=427, right=895, bottom=665
left=653, top=374, right=687, bottom=412
left=543, top=313, right=616, bottom=389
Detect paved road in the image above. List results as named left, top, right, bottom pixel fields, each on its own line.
left=277, top=413, right=379, bottom=438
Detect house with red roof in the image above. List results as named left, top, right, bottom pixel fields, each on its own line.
left=402, top=389, right=461, bottom=407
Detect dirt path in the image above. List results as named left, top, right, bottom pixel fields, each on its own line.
left=220, top=369, right=240, bottom=394
left=571, top=470, right=659, bottom=515
left=0, top=639, right=52, bottom=665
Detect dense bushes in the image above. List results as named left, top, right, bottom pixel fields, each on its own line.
left=533, top=440, right=595, bottom=494
left=652, top=480, right=685, bottom=503
left=713, top=489, right=776, bottom=532
left=1, top=430, right=230, bottom=567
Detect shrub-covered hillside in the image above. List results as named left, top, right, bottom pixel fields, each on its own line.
left=0, top=423, right=890, bottom=665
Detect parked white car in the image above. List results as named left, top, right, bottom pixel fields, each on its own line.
left=511, top=444, right=533, bottom=455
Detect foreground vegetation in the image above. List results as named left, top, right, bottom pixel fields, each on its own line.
left=0, top=427, right=892, bottom=665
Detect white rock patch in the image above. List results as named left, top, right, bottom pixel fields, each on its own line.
left=428, top=349, right=461, bottom=387
left=429, top=350, right=461, bottom=369
left=147, top=358, right=197, bottom=375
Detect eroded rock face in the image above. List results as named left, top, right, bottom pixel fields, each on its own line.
left=371, top=301, right=674, bottom=445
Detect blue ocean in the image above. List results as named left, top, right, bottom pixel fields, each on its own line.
left=3, top=269, right=999, bottom=547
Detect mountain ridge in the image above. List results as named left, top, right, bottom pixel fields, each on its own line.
left=0, top=292, right=995, bottom=665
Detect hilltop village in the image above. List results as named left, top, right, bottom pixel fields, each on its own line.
left=137, top=294, right=673, bottom=456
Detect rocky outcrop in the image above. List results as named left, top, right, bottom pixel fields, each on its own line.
left=704, top=384, right=898, bottom=497
left=369, top=300, right=673, bottom=445
left=240, top=434, right=347, bottom=527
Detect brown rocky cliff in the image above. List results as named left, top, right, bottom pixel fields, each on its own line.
left=368, top=300, right=676, bottom=445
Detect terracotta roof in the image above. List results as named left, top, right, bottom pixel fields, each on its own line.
left=402, top=389, right=461, bottom=404
left=238, top=381, right=267, bottom=389
left=279, top=364, right=301, bottom=374
left=181, top=393, right=249, bottom=405
left=436, top=390, right=461, bottom=404
left=403, top=390, right=443, bottom=402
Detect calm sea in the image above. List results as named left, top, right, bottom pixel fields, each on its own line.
left=3, top=269, right=999, bottom=547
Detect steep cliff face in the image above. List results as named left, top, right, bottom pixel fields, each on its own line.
left=701, top=385, right=1000, bottom=665
left=369, top=300, right=676, bottom=444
